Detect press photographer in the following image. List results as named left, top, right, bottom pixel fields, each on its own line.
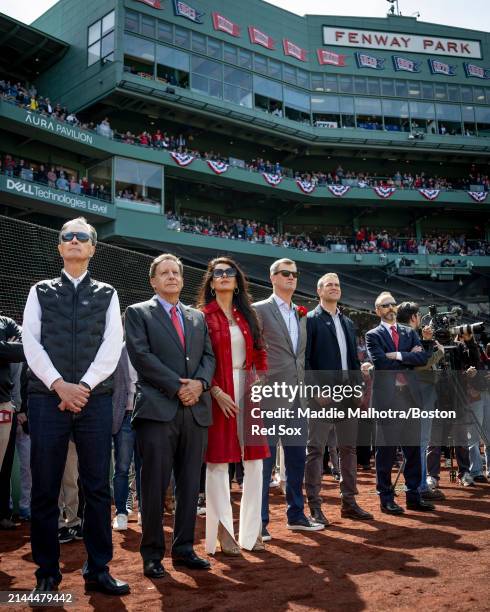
left=422, top=305, right=486, bottom=488
left=396, top=302, right=445, bottom=501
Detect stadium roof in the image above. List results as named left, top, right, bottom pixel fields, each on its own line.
left=0, top=12, right=68, bottom=82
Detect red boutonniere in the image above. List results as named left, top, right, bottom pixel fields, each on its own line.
left=296, top=305, right=308, bottom=318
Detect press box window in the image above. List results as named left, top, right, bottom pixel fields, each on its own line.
left=115, top=158, right=163, bottom=207
left=124, top=34, right=155, bottom=77
left=88, top=10, right=115, bottom=66
left=156, top=44, right=189, bottom=88
left=88, top=11, right=115, bottom=66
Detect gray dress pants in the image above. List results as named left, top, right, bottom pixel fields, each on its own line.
left=305, top=417, right=358, bottom=509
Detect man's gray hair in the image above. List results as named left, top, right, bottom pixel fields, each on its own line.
left=59, top=217, right=97, bottom=244
left=270, top=258, right=296, bottom=275
left=149, top=253, right=183, bottom=278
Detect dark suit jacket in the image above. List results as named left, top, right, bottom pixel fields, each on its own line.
left=365, top=323, right=428, bottom=408
left=125, top=296, right=215, bottom=427
left=305, top=305, right=362, bottom=408
left=112, top=343, right=130, bottom=435
left=306, top=305, right=360, bottom=372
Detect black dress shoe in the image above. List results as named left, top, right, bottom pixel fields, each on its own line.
left=171, top=550, right=210, bottom=570
left=406, top=499, right=436, bottom=511
left=380, top=501, right=405, bottom=515
left=310, top=507, right=329, bottom=526
left=84, top=571, right=130, bottom=595
left=33, top=576, right=61, bottom=592
left=143, top=560, right=165, bottom=579
left=341, top=502, right=374, bottom=520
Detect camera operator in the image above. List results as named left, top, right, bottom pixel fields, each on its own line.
left=396, top=302, right=445, bottom=501
left=468, top=340, right=490, bottom=482
left=427, top=328, right=481, bottom=489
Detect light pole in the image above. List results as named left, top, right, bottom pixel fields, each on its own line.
left=386, top=0, right=401, bottom=16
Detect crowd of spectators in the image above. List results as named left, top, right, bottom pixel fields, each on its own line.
left=1, top=153, right=111, bottom=201
left=166, top=212, right=490, bottom=257
left=2, top=79, right=489, bottom=195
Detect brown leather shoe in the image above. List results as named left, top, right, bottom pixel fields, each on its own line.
left=341, top=502, right=374, bottom=520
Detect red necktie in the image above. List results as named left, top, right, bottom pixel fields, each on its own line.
left=390, top=325, right=399, bottom=350
left=390, top=325, right=407, bottom=385
left=170, top=306, right=185, bottom=348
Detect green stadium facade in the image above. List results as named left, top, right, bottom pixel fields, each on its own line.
left=0, top=0, right=489, bottom=317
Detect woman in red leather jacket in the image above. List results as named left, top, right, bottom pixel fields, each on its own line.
left=197, top=257, right=269, bottom=556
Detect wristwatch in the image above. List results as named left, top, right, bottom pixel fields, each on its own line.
left=198, top=378, right=210, bottom=392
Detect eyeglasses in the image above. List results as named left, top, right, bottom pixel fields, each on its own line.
left=274, top=270, right=299, bottom=279
left=60, top=231, right=91, bottom=243
left=378, top=302, right=397, bottom=309
left=212, top=267, right=237, bottom=278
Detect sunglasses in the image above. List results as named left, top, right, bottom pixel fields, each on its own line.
left=212, top=267, right=237, bottom=278
left=61, top=231, right=91, bottom=243
left=275, top=270, right=299, bottom=279
left=379, top=302, right=397, bottom=308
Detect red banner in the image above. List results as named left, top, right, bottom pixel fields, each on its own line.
left=283, top=39, right=307, bottom=62
left=248, top=26, right=275, bottom=50
left=212, top=12, right=240, bottom=37
left=317, top=49, right=347, bottom=66
left=135, top=0, right=162, bottom=8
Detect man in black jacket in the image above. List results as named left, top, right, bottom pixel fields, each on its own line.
left=0, top=314, right=24, bottom=529
left=22, top=217, right=127, bottom=595
left=305, top=273, right=373, bottom=524
left=125, top=253, right=215, bottom=579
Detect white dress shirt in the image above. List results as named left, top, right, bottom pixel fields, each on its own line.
left=324, top=306, right=349, bottom=371
left=273, top=294, right=299, bottom=353
left=22, top=269, right=123, bottom=391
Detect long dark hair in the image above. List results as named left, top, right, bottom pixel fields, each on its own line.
left=196, top=257, right=264, bottom=349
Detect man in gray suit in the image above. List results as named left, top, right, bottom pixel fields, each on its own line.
left=254, top=258, right=324, bottom=542
left=125, top=253, right=215, bottom=579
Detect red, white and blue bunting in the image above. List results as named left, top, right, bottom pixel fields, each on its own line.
left=207, top=160, right=229, bottom=174
left=467, top=191, right=488, bottom=203
left=419, top=189, right=440, bottom=201
left=262, top=173, right=283, bottom=186
left=296, top=179, right=316, bottom=194
left=328, top=185, right=351, bottom=197
left=170, top=152, right=195, bottom=167
left=373, top=186, right=396, bottom=199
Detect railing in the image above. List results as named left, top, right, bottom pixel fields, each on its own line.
left=165, top=215, right=490, bottom=257
left=2, top=94, right=488, bottom=195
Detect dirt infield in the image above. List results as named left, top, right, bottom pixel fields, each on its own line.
left=1, top=467, right=489, bottom=611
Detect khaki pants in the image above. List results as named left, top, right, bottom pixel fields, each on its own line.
left=0, top=402, right=14, bottom=471
left=58, top=440, right=81, bottom=528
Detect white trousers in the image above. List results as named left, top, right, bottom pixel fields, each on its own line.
left=205, top=459, right=263, bottom=553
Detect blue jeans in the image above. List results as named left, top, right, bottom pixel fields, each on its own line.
left=113, top=412, right=141, bottom=515
left=419, top=384, right=436, bottom=492
left=469, top=396, right=490, bottom=476
left=29, top=394, right=113, bottom=580
left=262, top=442, right=306, bottom=527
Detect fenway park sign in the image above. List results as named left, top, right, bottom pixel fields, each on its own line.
left=323, top=27, right=481, bottom=59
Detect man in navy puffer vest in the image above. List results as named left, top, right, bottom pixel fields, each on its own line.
left=22, top=217, right=128, bottom=595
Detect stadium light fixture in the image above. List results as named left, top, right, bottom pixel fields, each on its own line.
left=386, top=0, right=401, bottom=16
